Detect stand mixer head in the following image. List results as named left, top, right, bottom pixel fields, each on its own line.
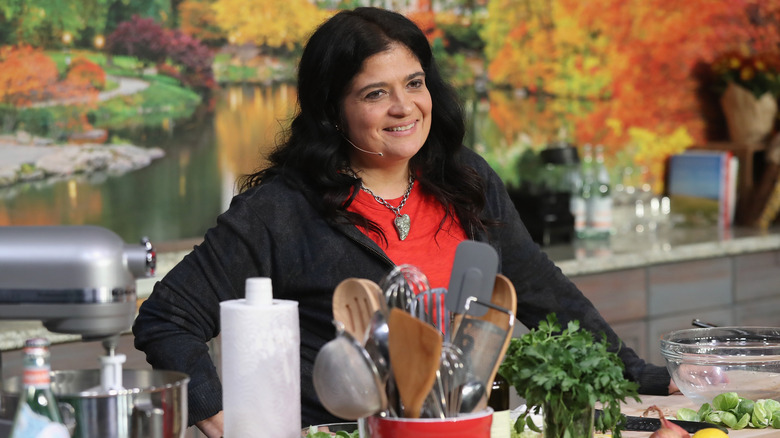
left=0, top=226, right=190, bottom=438
left=0, top=225, right=155, bottom=341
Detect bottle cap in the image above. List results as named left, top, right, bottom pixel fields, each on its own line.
left=245, top=277, right=273, bottom=306
left=24, top=338, right=50, bottom=348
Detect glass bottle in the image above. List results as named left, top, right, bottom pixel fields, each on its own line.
left=589, top=144, right=613, bottom=238
left=577, top=144, right=596, bottom=239
left=568, top=160, right=586, bottom=238
left=488, top=373, right=511, bottom=438
left=10, top=338, right=70, bottom=438
left=488, top=373, right=509, bottom=411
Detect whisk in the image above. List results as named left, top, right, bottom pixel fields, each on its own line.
left=379, top=264, right=430, bottom=312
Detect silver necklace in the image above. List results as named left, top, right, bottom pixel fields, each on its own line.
left=358, top=173, right=415, bottom=241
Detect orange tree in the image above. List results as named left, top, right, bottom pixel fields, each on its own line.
left=481, top=0, right=780, bottom=185
left=0, top=45, right=59, bottom=106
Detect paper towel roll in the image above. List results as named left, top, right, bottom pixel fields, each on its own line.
left=221, top=278, right=300, bottom=438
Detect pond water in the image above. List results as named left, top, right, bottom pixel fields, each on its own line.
left=0, top=84, right=298, bottom=246
left=0, top=83, right=506, bottom=246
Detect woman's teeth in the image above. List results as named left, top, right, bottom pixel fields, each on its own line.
left=387, top=122, right=415, bottom=132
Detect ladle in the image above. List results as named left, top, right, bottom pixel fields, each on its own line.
left=387, top=308, right=443, bottom=418
left=456, top=380, right=487, bottom=414
left=312, top=321, right=387, bottom=420
left=332, top=277, right=381, bottom=341
left=363, top=309, right=390, bottom=382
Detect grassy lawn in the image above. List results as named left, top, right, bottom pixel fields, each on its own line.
left=89, top=80, right=201, bottom=129
left=0, top=50, right=203, bottom=140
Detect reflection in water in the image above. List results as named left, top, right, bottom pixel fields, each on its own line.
left=214, top=84, right=297, bottom=212
left=2, top=83, right=611, bottom=245
left=0, top=84, right=298, bottom=245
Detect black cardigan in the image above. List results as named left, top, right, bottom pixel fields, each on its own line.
left=132, top=147, right=670, bottom=427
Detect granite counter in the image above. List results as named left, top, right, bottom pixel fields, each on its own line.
left=1, top=226, right=779, bottom=352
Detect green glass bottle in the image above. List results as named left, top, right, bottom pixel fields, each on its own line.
left=488, top=373, right=511, bottom=438
left=10, top=338, right=70, bottom=438
left=488, top=373, right=510, bottom=411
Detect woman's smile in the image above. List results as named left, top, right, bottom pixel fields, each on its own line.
left=386, top=121, right=416, bottom=132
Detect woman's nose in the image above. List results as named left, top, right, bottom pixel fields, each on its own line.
left=389, top=92, right=414, bottom=116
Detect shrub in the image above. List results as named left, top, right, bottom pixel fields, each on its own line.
left=66, top=57, right=107, bottom=90
left=167, top=30, right=216, bottom=91
left=107, top=15, right=170, bottom=69
left=0, top=45, right=59, bottom=106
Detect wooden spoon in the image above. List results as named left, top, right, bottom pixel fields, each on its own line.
left=388, top=308, right=443, bottom=418
left=483, top=274, right=517, bottom=397
left=332, top=278, right=381, bottom=341
left=358, top=278, right=387, bottom=314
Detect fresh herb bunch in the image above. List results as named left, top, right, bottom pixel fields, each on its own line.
left=499, top=314, right=640, bottom=438
left=678, top=392, right=780, bottom=430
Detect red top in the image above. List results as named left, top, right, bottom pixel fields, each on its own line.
left=347, top=183, right=467, bottom=288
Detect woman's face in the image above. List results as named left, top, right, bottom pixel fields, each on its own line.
left=340, top=43, right=432, bottom=163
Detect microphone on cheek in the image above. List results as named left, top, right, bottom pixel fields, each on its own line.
left=344, top=137, right=383, bottom=157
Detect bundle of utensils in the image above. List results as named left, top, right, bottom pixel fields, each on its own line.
left=313, top=241, right=517, bottom=420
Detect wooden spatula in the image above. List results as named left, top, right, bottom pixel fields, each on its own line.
left=483, top=274, right=517, bottom=397
left=388, top=308, right=443, bottom=418
left=332, top=278, right=381, bottom=341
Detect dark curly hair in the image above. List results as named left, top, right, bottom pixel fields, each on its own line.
left=239, top=7, right=487, bottom=240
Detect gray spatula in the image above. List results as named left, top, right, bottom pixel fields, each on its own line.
left=445, top=240, right=498, bottom=317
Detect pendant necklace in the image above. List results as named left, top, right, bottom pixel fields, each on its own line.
left=358, top=173, right=415, bottom=241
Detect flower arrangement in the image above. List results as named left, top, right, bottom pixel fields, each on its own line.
left=711, top=50, right=780, bottom=99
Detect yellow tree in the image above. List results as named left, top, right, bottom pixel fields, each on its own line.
left=211, top=0, right=330, bottom=49
left=179, top=0, right=226, bottom=45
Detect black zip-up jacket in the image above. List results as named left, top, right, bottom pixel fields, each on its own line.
left=133, top=148, right=670, bottom=427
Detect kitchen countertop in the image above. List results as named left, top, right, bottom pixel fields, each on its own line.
left=1, top=226, right=779, bottom=352
left=546, top=225, right=780, bottom=276
left=620, top=394, right=778, bottom=437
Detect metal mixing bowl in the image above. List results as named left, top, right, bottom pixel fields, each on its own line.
left=660, top=327, right=780, bottom=404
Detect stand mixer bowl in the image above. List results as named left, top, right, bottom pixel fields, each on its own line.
left=1, top=369, right=189, bottom=438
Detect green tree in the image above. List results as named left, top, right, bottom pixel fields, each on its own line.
left=105, top=0, right=173, bottom=35
left=0, top=0, right=110, bottom=46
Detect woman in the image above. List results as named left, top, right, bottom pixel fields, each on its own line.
left=133, top=7, right=674, bottom=437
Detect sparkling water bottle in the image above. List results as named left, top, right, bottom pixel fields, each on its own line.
left=10, top=338, right=70, bottom=438
left=589, top=144, right=613, bottom=237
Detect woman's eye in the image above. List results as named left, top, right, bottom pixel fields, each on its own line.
left=365, top=89, right=385, bottom=100
left=409, top=79, right=424, bottom=89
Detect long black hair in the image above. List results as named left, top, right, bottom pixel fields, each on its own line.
left=239, top=7, right=487, bottom=239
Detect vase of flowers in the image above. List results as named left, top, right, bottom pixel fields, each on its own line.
left=712, top=50, right=780, bottom=144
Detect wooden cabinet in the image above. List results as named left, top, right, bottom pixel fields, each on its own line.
left=569, top=250, right=780, bottom=366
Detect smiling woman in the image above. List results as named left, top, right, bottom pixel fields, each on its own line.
left=132, top=7, right=674, bottom=438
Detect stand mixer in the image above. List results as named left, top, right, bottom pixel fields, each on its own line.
left=0, top=225, right=190, bottom=438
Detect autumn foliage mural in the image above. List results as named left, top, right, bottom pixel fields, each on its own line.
left=2, top=0, right=780, bottom=238
left=481, top=0, right=780, bottom=188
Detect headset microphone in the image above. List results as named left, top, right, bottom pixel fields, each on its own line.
left=344, top=137, right=383, bottom=156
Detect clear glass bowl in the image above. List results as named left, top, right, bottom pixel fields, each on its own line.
left=660, top=327, right=780, bottom=404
